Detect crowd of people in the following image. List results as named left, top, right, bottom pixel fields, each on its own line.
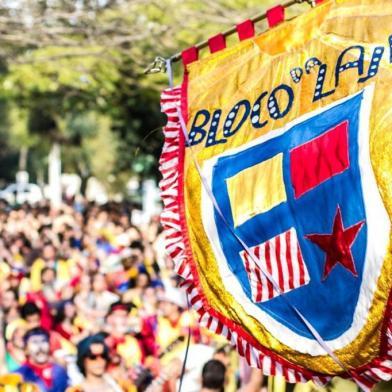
left=1, top=199, right=387, bottom=392
left=0, top=199, right=267, bottom=392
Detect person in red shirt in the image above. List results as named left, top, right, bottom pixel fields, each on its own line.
left=54, top=300, right=86, bottom=345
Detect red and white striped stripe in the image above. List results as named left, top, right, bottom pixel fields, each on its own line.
left=240, top=228, right=309, bottom=302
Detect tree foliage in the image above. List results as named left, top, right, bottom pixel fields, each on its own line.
left=0, top=0, right=310, bottom=192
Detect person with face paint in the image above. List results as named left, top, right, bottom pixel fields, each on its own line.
left=14, top=328, right=69, bottom=392
left=66, top=334, right=135, bottom=392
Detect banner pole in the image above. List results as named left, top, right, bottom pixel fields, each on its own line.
left=144, top=0, right=317, bottom=74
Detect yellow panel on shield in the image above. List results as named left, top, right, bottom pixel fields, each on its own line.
left=226, top=153, right=287, bottom=227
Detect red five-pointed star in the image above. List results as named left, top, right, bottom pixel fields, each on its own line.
left=305, top=206, right=365, bottom=280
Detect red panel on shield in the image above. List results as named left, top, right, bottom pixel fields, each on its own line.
left=290, top=121, right=349, bottom=199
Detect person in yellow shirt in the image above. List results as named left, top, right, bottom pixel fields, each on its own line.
left=156, top=287, right=196, bottom=358
left=30, top=243, right=75, bottom=292
left=0, top=374, right=41, bottom=392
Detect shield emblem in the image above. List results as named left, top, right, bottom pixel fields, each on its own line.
left=201, top=86, right=390, bottom=354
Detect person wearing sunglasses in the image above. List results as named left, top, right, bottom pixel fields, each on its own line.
left=66, top=334, right=135, bottom=392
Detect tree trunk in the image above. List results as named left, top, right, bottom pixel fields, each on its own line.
left=16, top=147, right=29, bottom=184
left=77, top=160, right=90, bottom=197
left=48, top=142, right=62, bottom=208
left=18, top=146, right=28, bottom=171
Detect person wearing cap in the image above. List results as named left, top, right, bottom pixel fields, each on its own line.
left=156, top=287, right=198, bottom=357
left=14, top=327, right=69, bottom=392
left=104, top=301, right=144, bottom=369
left=66, top=334, right=135, bottom=392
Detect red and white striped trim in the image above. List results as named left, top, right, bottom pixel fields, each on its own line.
left=240, top=228, right=310, bottom=303
left=158, top=87, right=392, bottom=392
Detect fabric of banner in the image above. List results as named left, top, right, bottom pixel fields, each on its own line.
left=159, top=0, right=392, bottom=390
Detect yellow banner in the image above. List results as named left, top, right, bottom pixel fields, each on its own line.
left=160, top=0, right=392, bottom=388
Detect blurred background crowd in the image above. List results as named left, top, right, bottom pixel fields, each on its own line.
left=0, top=199, right=268, bottom=392
left=0, top=198, right=381, bottom=392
